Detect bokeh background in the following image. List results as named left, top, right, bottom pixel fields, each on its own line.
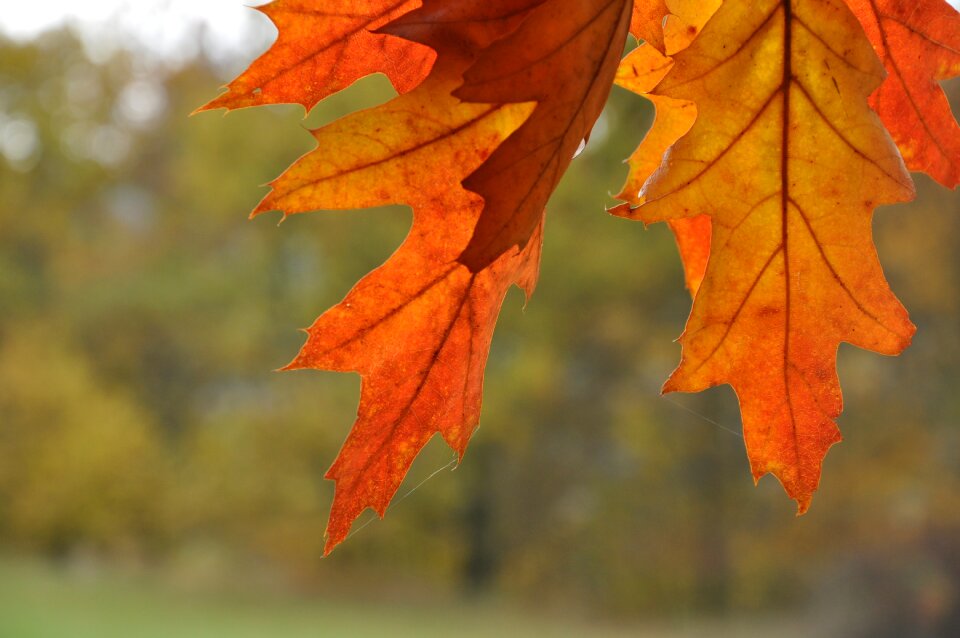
left=1, top=3, right=958, bottom=636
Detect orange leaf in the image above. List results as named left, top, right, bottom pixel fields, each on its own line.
left=454, top=0, right=632, bottom=270
left=635, top=0, right=916, bottom=511
left=665, top=215, right=712, bottom=296
left=660, top=0, right=723, bottom=57
left=614, top=43, right=688, bottom=203
left=199, top=0, right=955, bottom=545
left=630, top=0, right=716, bottom=54
left=251, top=4, right=541, bottom=553
left=845, top=0, right=960, bottom=188
left=613, top=44, right=704, bottom=294
left=198, top=0, right=434, bottom=113
left=613, top=2, right=719, bottom=295
left=630, top=0, right=669, bottom=51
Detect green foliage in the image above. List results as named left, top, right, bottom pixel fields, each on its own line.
left=0, top=28, right=959, bottom=628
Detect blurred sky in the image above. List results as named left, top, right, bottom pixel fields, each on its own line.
left=6, top=0, right=959, bottom=62
left=0, top=1, right=273, bottom=67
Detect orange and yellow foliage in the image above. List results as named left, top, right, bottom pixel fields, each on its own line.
left=200, top=0, right=960, bottom=550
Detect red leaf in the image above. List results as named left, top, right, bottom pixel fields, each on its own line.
left=198, top=0, right=434, bottom=113
left=846, top=0, right=960, bottom=187
left=249, top=1, right=543, bottom=553
left=455, top=0, right=632, bottom=270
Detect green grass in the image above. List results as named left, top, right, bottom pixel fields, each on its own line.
left=0, top=556, right=807, bottom=638
left=0, top=556, right=636, bottom=638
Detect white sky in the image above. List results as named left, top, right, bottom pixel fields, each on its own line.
left=1, top=0, right=959, bottom=64
left=0, top=1, right=273, bottom=66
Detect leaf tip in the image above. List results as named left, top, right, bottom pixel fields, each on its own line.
left=322, top=533, right=341, bottom=557
left=749, top=467, right=816, bottom=518
left=192, top=91, right=235, bottom=116
left=249, top=193, right=282, bottom=221
left=660, top=373, right=682, bottom=394
left=189, top=103, right=212, bottom=117
left=280, top=348, right=309, bottom=372
left=607, top=202, right=635, bottom=218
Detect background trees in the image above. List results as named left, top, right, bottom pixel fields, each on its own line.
left=0, top=25, right=958, bottom=634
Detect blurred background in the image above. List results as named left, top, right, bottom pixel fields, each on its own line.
left=0, top=3, right=958, bottom=636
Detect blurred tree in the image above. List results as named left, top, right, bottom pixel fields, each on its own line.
left=0, top=26, right=957, bottom=632
left=0, top=324, right=167, bottom=554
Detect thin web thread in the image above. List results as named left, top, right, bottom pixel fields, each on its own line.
left=344, top=455, right=459, bottom=542
left=660, top=393, right=743, bottom=438
left=340, top=394, right=739, bottom=544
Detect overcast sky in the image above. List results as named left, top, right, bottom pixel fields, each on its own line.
left=2, top=1, right=959, bottom=65
left=0, top=1, right=273, bottom=66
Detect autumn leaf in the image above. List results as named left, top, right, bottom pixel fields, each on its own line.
left=454, top=0, right=632, bottom=270
left=246, top=1, right=544, bottom=553
left=631, top=0, right=916, bottom=511
left=614, top=0, right=718, bottom=203
left=198, top=0, right=434, bottom=113
left=613, top=1, right=718, bottom=295
left=629, top=0, right=669, bottom=51
left=200, top=0, right=960, bottom=547
left=614, top=41, right=689, bottom=204
left=614, top=42, right=705, bottom=294
left=844, top=0, right=960, bottom=188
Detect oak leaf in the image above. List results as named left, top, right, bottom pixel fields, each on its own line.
left=844, top=0, right=960, bottom=188
left=632, top=0, right=916, bottom=511
left=455, top=0, right=632, bottom=270
left=198, top=0, right=434, bottom=113
left=614, top=1, right=718, bottom=295
left=248, top=1, right=542, bottom=553
left=629, top=1, right=669, bottom=52
left=200, top=0, right=957, bottom=546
